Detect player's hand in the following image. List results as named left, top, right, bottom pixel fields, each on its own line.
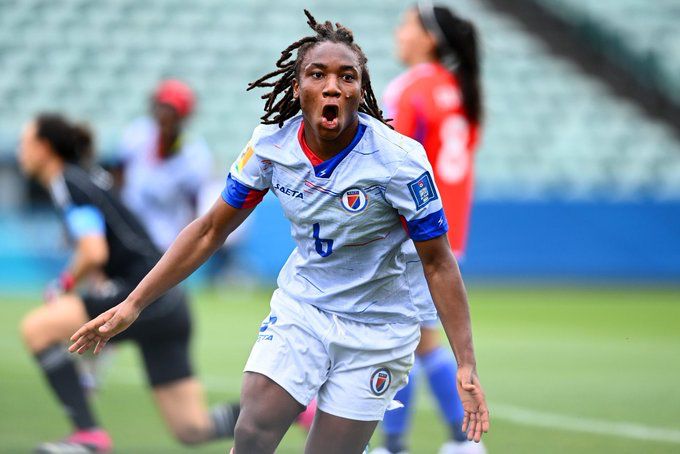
left=457, top=364, right=490, bottom=442
left=68, top=300, right=140, bottom=355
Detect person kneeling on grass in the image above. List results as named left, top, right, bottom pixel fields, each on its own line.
left=18, top=113, right=239, bottom=453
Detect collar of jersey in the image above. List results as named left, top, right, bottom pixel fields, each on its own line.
left=156, top=132, right=184, bottom=160
left=297, top=120, right=367, bottom=179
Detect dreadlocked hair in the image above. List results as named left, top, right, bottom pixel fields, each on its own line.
left=247, top=9, right=391, bottom=128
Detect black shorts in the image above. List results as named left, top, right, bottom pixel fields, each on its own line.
left=81, top=280, right=193, bottom=387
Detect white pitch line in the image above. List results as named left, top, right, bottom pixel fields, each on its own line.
left=490, top=403, right=680, bottom=444
left=104, top=370, right=680, bottom=444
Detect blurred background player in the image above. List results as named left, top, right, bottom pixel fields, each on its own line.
left=78, top=79, right=214, bottom=391
left=115, top=79, right=213, bottom=251
left=18, top=113, right=238, bottom=453
left=375, top=3, right=485, bottom=454
left=113, top=78, right=290, bottom=438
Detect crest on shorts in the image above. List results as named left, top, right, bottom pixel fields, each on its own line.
left=370, top=367, right=392, bottom=396
left=341, top=188, right=368, bottom=213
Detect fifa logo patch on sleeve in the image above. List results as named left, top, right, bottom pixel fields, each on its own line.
left=408, top=171, right=438, bottom=210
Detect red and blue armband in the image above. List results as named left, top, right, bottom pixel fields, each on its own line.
left=221, top=173, right=268, bottom=209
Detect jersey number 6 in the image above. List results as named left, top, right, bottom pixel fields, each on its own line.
left=312, top=223, right=334, bottom=257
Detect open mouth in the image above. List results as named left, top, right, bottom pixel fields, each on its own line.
left=321, top=105, right=339, bottom=129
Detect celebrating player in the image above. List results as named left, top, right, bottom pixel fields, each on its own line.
left=69, top=10, right=489, bottom=454
left=375, top=4, right=485, bottom=454
left=18, top=114, right=238, bottom=453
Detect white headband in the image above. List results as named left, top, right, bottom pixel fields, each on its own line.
left=417, top=1, right=459, bottom=70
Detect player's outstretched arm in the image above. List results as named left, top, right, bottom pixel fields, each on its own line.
left=414, top=235, right=490, bottom=442
left=69, top=198, right=253, bottom=354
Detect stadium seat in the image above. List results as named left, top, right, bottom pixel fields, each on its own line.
left=0, top=0, right=678, bottom=200
left=533, top=0, right=680, bottom=104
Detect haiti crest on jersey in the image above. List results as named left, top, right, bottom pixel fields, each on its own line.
left=341, top=188, right=368, bottom=213
left=370, top=367, right=392, bottom=396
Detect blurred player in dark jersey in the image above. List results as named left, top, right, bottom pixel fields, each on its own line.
left=375, top=3, right=485, bottom=454
left=18, top=113, right=237, bottom=453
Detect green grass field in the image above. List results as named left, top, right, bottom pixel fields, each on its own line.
left=1, top=286, right=679, bottom=453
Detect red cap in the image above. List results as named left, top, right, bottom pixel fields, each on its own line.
left=153, top=79, right=195, bottom=118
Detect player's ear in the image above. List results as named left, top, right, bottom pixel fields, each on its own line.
left=292, top=79, right=300, bottom=99
left=424, top=31, right=439, bottom=57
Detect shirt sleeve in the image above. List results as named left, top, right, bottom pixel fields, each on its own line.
left=65, top=205, right=106, bottom=239
left=221, top=130, right=271, bottom=209
left=384, top=147, right=448, bottom=242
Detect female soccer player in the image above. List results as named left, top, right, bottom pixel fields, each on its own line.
left=18, top=114, right=238, bottom=453
left=69, top=11, right=490, bottom=454
left=376, top=4, right=485, bottom=454
left=116, top=79, right=213, bottom=251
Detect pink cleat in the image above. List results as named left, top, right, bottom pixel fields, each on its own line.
left=296, top=399, right=317, bottom=432
left=35, top=428, right=112, bottom=453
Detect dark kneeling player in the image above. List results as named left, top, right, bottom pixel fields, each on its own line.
left=18, top=113, right=238, bottom=453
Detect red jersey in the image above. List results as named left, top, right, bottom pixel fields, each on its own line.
left=383, top=62, right=480, bottom=257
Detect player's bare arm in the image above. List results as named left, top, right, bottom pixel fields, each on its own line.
left=67, top=234, right=109, bottom=283
left=69, top=199, right=253, bottom=354
left=414, top=234, right=490, bottom=442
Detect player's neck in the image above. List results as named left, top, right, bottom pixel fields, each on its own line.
left=158, top=131, right=181, bottom=158
left=40, top=158, right=65, bottom=186
left=302, top=119, right=359, bottom=161
left=407, top=53, right=437, bottom=67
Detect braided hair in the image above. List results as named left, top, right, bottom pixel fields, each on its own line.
left=247, top=10, right=390, bottom=128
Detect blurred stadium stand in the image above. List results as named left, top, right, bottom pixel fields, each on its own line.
left=532, top=0, right=680, bottom=106
left=1, top=0, right=679, bottom=287
left=1, top=0, right=678, bottom=200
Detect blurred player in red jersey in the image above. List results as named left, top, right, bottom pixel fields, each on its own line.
left=375, top=3, right=485, bottom=454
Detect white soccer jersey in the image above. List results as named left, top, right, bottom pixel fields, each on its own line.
left=222, top=113, right=448, bottom=324
left=119, top=117, right=213, bottom=250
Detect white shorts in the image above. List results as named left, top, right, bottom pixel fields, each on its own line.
left=244, top=289, right=421, bottom=421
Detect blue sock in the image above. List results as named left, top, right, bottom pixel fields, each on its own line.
left=382, top=361, right=419, bottom=452
left=421, top=347, right=467, bottom=442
